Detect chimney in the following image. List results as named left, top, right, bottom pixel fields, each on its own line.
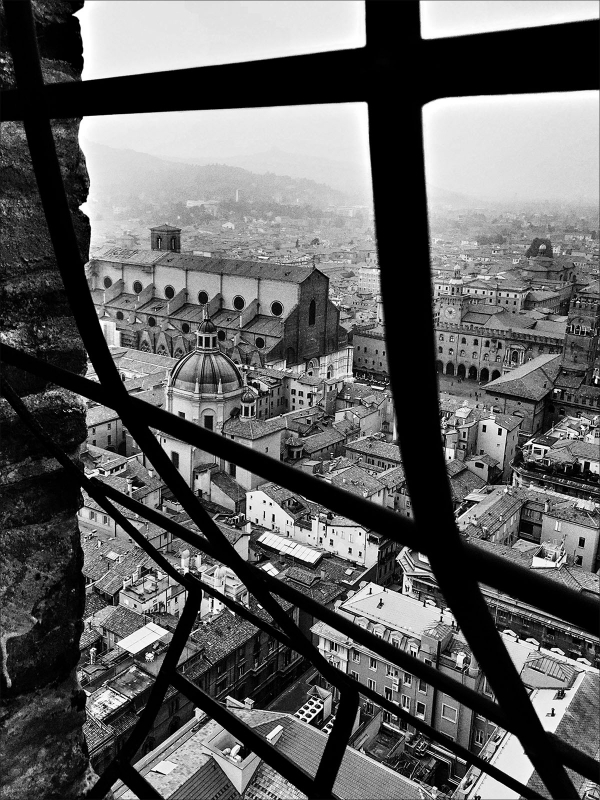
left=148, top=468, right=154, bottom=478
left=320, top=569, right=326, bottom=581
left=89, top=647, right=97, bottom=665
left=126, top=477, right=134, bottom=496
left=244, top=697, right=255, bottom=710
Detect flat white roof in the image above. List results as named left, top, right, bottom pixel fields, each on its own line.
left=465, top=671, right=587, bottom=799
left=257, top=532, right=322, bottom=565
left=116, top=622, right=170, bottom=654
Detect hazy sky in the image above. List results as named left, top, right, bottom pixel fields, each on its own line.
left=77, top=1, right=599, bottom=202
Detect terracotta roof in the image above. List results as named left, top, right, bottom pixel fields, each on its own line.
left=84, top=714, right=114, bottom=754
left=484, top=353, right=562, bottom=401
left=99, top=606, right=146, bottom=639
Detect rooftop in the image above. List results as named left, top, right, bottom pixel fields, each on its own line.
left=484, top=353, right=562, bottom=401
left=114, top=708, right=436, bottom=800
left=341, top=582, right=443, bottom=638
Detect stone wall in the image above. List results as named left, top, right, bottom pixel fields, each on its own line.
left=0, top=1, right=96, bottom=796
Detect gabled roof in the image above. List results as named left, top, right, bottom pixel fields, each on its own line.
left=484, top=353, right=562, bottom=401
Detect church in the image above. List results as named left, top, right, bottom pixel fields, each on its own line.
left=87, top=226, right=353, bottom=381
left=160, top=313, right=290, bottom=512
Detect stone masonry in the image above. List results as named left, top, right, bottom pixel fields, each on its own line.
left=0, top=1, right=97, bottom=796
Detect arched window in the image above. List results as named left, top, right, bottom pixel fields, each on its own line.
left=170, top=236, right=177, bottom=250
left=460, top=350, right=466, bottom=357
left=439, top=334, right=444, bottom=341
left=198, top=290, right=209, bottom=305
left=438, top=346, right=443, bottom=354
left=164, top=285, right=175, bottom=300
left=473, top=338, right=479, bottom=346
left=461, top=337, right=467, bottom=344
left=217, top=330, right=226, bottom=341
left=483, top=353, right=489, bottom=361
left=497, top=342, right=502, bottom=349
left=472, top=352, right=477, bottom=359
left=103, top=276, right=112, bottom=288
left=181, top=323, right=190, bottom=334
left=116, top=311, right=124, bottom=320
left=156, top=236, right=162, bottom=249
left=133, top=280, right=143, bottom=295
left=484, top=340, right=490, bottom=348
left=309, top=299, right=316, bottom=326
left=448, top=348, right=454, bottom=355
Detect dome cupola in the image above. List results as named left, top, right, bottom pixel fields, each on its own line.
left=169, top=309, right=243, bottom=394
left=240, top=375, right=257, bottom=418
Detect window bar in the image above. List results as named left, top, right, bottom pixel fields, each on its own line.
left=3, top=341, right=597, bottom=639
left=1, top=21, right=596, bottom=122
left=1, top=378, right=551, bottom=800
left=6, top=358, right=599, bottom=791
left=3, top=0, right=359, bottom=725
left=2, top=1, right=597, bottom=798
left=3, top=366, right=598, bottom=792
left=364, top=4, right=582, bottom=797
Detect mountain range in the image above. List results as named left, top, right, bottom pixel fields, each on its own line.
left=81, top=140, right=487, bottom=214
left=81, top=141, right=362, bottom=210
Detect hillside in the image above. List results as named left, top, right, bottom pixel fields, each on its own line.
left=162, top=146, right=373, bottom=203
left=82, top=141, right=356, bottom=211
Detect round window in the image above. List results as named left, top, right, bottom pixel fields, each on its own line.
left=148, top=316, right=156, bottom=327
left=133, top=280, right=143, bottom=294
left=217, top=330, right=226, bottom=341
left=103, top=276, right=112, bottom=288
left=255, top=337, right=265, bottom=349
left=271, top=301, right=283, bottom=317
left=198, top=290, right=209, bottom=305
left=233, top=295, right=245, bottom=311
left=164, top=285, right=175, bottom=300
left=182, top=323, right=190, bottom=334
left=116, top=311, right=124, bottom=320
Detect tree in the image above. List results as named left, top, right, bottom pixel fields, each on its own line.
left=295, top=238, right=300, bottom=248
left=311, top=237, right=320, bottom=246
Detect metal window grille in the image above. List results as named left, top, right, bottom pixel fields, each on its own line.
left=1, top=3, right=599, bottom=799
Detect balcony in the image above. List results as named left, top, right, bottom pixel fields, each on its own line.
left=512, top=459, right=600, bottom=499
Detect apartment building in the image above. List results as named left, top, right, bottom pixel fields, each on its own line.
left=311, top=583, right=484, bottom=778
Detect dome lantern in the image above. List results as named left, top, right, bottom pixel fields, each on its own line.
left=240, top=373, right=257, bottom=419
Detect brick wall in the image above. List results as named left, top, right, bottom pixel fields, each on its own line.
left=0, top=2, right=96, bottom=796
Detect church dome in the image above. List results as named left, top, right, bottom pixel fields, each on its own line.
left=198, top=316, right=217, bottom=334
left=241, top=386, right=256, bottom=404
left=170, top=349, right=243, bottom=393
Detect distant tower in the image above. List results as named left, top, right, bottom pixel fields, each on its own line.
left=150, top=225, right=181, bottom=253
left=235, top=188, right=240, bottom=203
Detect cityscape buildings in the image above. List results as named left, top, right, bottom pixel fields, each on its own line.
left=1, top=4, right=598, bottom=800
